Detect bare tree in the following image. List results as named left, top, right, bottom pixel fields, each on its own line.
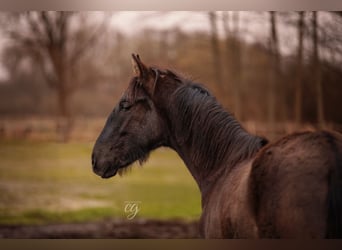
left=208, top=12, right=223, bottom=92
left=268, top=11, right=280, bottom=137
left=222, top=11, right=242, bottom=119
left=294, top=11, right=305, bottom=127
left=312, top=11, right=325, bottom=127
left=4, top=11, right=110, bottom=141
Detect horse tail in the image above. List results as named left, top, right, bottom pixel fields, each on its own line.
left=325, top=131, right=342, bottom=238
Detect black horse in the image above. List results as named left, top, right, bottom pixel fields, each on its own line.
left=92, top=54, right=342, bottom=238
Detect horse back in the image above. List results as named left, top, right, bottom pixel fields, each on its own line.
left=250, top=130, right=342, bottom=238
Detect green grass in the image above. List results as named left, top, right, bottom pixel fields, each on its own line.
left=0, top=140, right=201, bottom=225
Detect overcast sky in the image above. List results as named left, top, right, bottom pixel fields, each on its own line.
left=1, top=11, right=335, bottom=82
left=110, top=11, right=273, bottom=42
left=105, top=11, right=306, bottom=65
left=4, top=11, right=271, bottom=81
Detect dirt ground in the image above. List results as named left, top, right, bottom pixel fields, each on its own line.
left=0, top=219, right=200, bottom=239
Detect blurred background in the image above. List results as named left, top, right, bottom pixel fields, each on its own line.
left=0, top=11, right=341, bottom=238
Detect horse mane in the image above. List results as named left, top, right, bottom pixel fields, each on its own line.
left=170, top=82, right=268, bottom=171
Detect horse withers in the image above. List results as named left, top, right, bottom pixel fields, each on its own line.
left=92, top=54, right=342, bottom=238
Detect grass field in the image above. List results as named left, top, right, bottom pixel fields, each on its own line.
left=0, top=140, right=201, bottom=225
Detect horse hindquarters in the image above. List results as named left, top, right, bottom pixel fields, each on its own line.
left=250, top=131, right=342, bottom=238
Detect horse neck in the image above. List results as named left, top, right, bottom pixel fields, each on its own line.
left=163, top=84, right=266, bottom=199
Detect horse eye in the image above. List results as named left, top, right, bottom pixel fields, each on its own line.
left=119, top=101, right=131, bottom=111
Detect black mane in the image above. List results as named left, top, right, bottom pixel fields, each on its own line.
left=170, top=82, right=267, bottom=170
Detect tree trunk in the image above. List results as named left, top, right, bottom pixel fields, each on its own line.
left=209, top=12, right=224, bottom=93
left=294, top=11, right=304, bottom=127
left=49, top=47, right=73, bottom=142
left=268, top=11, right=280, bottom=138
left=56, top=84, right=73, bottom=142
left=222, top=11, right=242, bottom=119
left=312, top=11, right=325, bottom=127
left=231, top=12, right=242, bottom=120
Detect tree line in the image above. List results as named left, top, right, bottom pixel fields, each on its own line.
left=0, top=11, right=341, bottom=141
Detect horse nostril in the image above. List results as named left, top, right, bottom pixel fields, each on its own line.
left=92, top=153, right=97, bottom=168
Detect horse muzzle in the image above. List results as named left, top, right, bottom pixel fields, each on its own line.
left=91, top=153, right=118, bottom=178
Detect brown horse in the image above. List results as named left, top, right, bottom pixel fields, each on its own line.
left=92, top=54, right=342, bottom=238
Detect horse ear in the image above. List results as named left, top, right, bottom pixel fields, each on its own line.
left=131, top=54, right=149, bottom=80
left=131, top=54, right=157, bottom=96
